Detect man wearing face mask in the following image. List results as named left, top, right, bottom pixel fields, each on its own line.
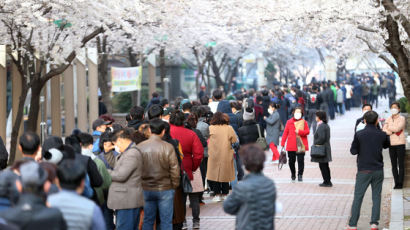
left=92, top=118, right=111, bottom=153
left=354, top=104, right=381, bottom=133
left=383, top=102, right=406, bottom=189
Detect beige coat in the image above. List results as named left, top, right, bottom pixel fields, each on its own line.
left=383, top=115, right=406, bottom=146
left=107, top=143, right=144, bottom=209
left=207, top=125, right=237, bottom=182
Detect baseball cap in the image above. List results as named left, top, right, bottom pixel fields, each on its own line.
left=92, top=118, right=111, bottom=130
left=19, top=161, right=48, bottom=187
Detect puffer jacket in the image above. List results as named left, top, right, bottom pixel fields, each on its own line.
left=108, top=143, right=144, bottom=210
left=223, top=173, right=276, bottom=230
left=138, top=135, right=180, bottom=191
left=237, top=120, right=265, bottom=145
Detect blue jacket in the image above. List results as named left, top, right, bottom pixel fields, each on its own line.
left=223, top=173, right=276, bottom=230
left=92, top=131, right=102, bottom=153
left=217, top=100, right=241, bottom=134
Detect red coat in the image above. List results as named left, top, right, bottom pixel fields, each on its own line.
left=281, top=118, right=310, bottom=152
left=170, top=124, right=204, bottom=180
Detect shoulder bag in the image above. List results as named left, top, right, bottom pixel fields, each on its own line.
left=256, top=124, right=268, bottom=150
left=310, top=145, right=326, bottom=158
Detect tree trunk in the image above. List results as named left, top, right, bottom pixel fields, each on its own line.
left=97, top=36, right=112, bottom=115
left=9, top=86, right=28, bottom=165
left=209, top=56, right=224, bottom=88
left=384, top=15, right=410, bottom=101
left=26, top=82, right=43, bottom=132
left=159, top=48, right=166, bottom=95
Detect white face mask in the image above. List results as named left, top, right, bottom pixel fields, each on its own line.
left=294, top=113, right=302, bottom=120
left=268, top=108, right=274, bottom=114
left=114, top=145, right=121, bottom=153
left=391, top=108, right=399, bottom=115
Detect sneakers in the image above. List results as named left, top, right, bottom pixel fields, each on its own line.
left=193, top=221, right=200, bottom=229
left=344, top=226, right=357, bottom=230
left=212, top=195, right=222, bottom=202
left=370, top=224, right=378, bottom=230
left=182, top=221, right=188, bottom=230
left=298, top=175, right=303, bottom=182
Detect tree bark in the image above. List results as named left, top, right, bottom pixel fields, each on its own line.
left=97, top=35, right=112, bottom=115
left=159, top=48, right=166, bottom=95
left=26, top=82, right=43, bottom=132
left=9, top=85, right=28, bottom=164
left=209, top=55, right=225, bottom=89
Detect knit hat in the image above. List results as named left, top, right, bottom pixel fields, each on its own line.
left=243, top=108, right=255, bottom=121
left=19, top=161, right=48, bottom=187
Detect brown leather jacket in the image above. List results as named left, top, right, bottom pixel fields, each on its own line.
left=138, top=135, right=180, bottom=191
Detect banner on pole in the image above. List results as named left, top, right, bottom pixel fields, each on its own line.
left=111, top=66, right=142, bottom=92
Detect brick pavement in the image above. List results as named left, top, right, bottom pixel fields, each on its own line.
left=186, top=102, right=393, bottom=230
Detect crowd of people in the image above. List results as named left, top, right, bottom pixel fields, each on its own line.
left=0, top=70, right=404, bottom=230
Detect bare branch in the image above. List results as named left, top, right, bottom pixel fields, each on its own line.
left=382, top=0, right=410, bottom=38
left=358, top=25, right=378, bottom=33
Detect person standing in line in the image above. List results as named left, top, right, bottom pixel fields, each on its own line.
left=139, top=119, right=180, bottom=230
left=264, top=102, right=281, bottom=156
left=207, top=112, right=238, bottom=202
left=223, top=144, right=276, bottom=230
left=344, top=82, right=353, bottom=111
left=336, top=85, right=344, bottom=115
left=107, top=128, right=144, bottom=230
left=310, top=111, right=332, bottom=187
left=347, top=111, right=390, bottom=230
left=383, top=102, right=406, bottom=189
left=281, top=107, right=310, bottom=182
left=307, top=86, right=320, bottom=133
left=238, top=108, right=264, bottom=145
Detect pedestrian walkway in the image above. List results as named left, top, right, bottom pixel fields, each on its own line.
left=186, top=102, right=393, bottom=230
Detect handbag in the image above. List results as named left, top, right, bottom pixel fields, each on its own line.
left=256, top=124, right=268, bottom=150
left=278, top=148, right=287, bottom=170
left=310, top=145, right=326, bottom=158
left=180, top=163, right=192, bottom=193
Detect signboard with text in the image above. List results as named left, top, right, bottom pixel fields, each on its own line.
left=111, top=66, right=142, bottom=92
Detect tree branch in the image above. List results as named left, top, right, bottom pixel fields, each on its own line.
left=356, top=35, right=399, bottom=73
left=358, top=25, right=378, bottom=33
left=382, top=0, right=410, bottom=38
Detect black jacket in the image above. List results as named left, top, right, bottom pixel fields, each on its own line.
left=238, top=121, right=264, bottom=145
left=350, top=125, right=390, bottom=171
left=0, top=137, right=8, bottom=170
left=127, top=119, right=144, bottom=131
left=0, top=194, right=67, bottom=230
left=76, top=154, right=103, bottom=188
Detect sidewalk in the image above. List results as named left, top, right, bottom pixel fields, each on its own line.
left=186, top=101, right=394, bottom=230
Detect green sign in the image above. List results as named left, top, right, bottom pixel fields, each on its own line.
left=205, top=41, right=216, bottom=47
left=54, top=19, right=72, bottom=29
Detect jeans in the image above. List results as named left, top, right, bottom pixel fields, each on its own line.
left=288, top=151, right=305, bottom=177
left=102, top=202, right=115, bottom=230
left=116, top=208, right=141, bottom=230
left=389, top=145, right=406, bottom=186
left=337, top=103, right=344, bottom=115
left=328, top=102, right=335, bottom=120
left=207, top=180, right=229, bottom=195
left=349, top=170, right=384, bottom=226
left=319, top=163, right=331, bottom=184
left=307, top=109, right=317, bottom=133
left=345, top=99, right=351, bottom=110
left=143, top=189, right=175, bottom=230
left=182, top=192, right=201, bottom=222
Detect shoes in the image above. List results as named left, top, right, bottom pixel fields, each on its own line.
left=344, top=226, right=357, bottom=230
left=212, top=195, right=222, bottom=202
left=394, top=183, right=403, bottom=189
left=370, top=223, right=378, bottom=230
left=319, top=182, right=333, bottom=187
left=291, top=176, right=296, bottom=181
left=298, top=175, right=303, bottom=182
left=182, top=221, right=188, bottom=230
left=200, top=201, right=205, bottom=206
left=193, top=221, right=200, bottom=229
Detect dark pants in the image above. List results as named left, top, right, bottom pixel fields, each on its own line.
left=143, top=189, right=175, bottom=230
left=307, top=109, right=317, bottom=133
left=116, top=208, right=141, bottom=230
left=235, top=153, right=244, bottom=181
left=345, top=99, right=351, bottom=111
left=389, top=145, right=406, bottom=186
left=207, top=180, right=229, bottom=195
left=288, top=151, right=305, bottom=177
left=200, top=157, right=208, bottom=187
left=102, top=202, right=115, bottom=230
left=182, top=192, right=201, bottom=222
left=337, top=103, right=344, bottom=115
left=319, top=163, right=331, bottom=184
left=349, top=170, right=383, bottom=226
left=328, top=102, right=335, bottom=119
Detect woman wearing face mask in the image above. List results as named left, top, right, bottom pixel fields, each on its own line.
left=383, top=102, right=406, bottom=189
left=265, top=103, right=281, bottom=160
left=281, top=107, right=310, bottom=182
left=310, top=111, right=332, bottom=187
